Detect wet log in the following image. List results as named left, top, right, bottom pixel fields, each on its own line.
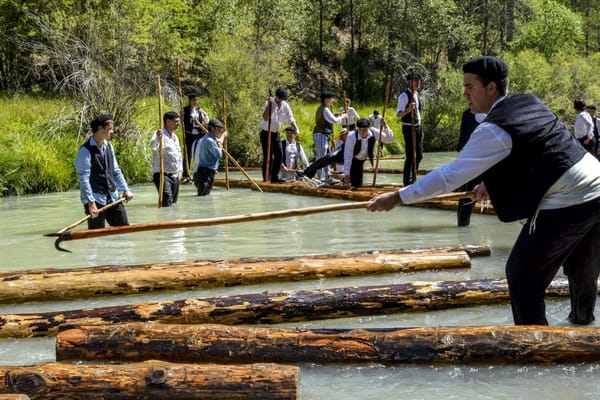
left=0, top=246, right=487, bottom=304
left=213, top=178, right=495, bottom=214
left=0, top=395, right=30, bottom=400
left=0, top=277, right=577, bottom=338
left=0, top=361, right=298, bottom=400
left=57, top=322, right=600, bottom=365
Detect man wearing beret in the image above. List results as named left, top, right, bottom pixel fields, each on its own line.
left=368, top=55, right=600, bottom=326
left=193, top=119, right=228, bottom=196
left=396, top=72, right=423, bottom=186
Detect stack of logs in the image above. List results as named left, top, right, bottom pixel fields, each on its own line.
left=2, top=243, right=599, bottom=399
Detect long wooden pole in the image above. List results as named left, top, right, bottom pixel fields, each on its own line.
left=221, top=147, right=263, bottom=192
left=223, top=91, right=229, bottom=190
left=372, top=75, right=391, bottom=186
left=156, top=75, right=164, bottom=208
left=0, top=361, right=299, bottom=400
left=409, top=86, right=418, bottom=184
left=48, top=192, right=476, bottom=248
left=176, top=58, right=190, bottom=180
left=57, top=323, right=600, bottom=365
left=265, top=89, right=273, bottom=182
left=55, top=198, right=127, bottom=234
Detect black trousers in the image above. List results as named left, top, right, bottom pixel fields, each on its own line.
left=507, top=197, right=600, bottom=325
left=84, top=199, right=129, bottom=229
left=153, top=172, right=180, bottom=207
left=402, top=124, right=423, bottom=186
left=183, top=132, right=204, bottom=178
left=194, top=166, right=216, bottom=196
left=260, top=130, right=282, bottom=182
left=304, top=147, right=344, bottom=179
left=456, top=178, right=481, bottom=227
left=349, top=158, right=366, bottom=188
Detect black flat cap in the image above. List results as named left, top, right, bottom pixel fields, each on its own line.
left=208, top=119, right=224, bottom=129
left=462, top=56, right=509, bottom=82
left=320, top=91, right=335, bottom=101
left=405, top=72, right=422, bottom=81
left=356, top=118, right=370, bottom=128
left=275, top=87, right=288, bottom=100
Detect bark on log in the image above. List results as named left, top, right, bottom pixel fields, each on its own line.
left=213, top=179, right=495, bottom=214
left=0, top=361, right=298, bottom=400
left=0, top=246, right=487, bottom=304
left=0, top=395, right=30, bottom=400
left=0, top=277, right=576, bottom=338
left=57, top=323, right=600, bottom=364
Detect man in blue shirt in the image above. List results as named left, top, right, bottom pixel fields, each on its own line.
left=193, top=119, right=228, bottom=196
left=74, top=114, right=133, bottom=229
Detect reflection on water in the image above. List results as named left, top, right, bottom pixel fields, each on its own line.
left=1, top=153, right=599, bottom=399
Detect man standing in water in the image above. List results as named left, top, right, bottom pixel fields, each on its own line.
left=396, top=72, right=423, bottom=186
left=368, top=56, right=600, bottom=326
left=75, top=114, right=133, bottom=229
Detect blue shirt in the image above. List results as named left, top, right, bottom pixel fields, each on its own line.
left=74, top=137, right=129, bottom=205
left=194, top=133, right=222, bottom=171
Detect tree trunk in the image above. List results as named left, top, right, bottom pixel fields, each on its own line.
left=0, top=361, right=298, bottom=400
left=57, top=323, right=600, bottom=365
left=0, top=246, right=483, bottom=304
left=0, top=277, right=576, bottom=338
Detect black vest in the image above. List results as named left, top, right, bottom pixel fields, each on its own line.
left=482, top=94, right=586, bottom=222
left=352, top=131, right=375, bottom=164
left=281, top=139, right=301, bottom=167
left=313, top=104, right=333, bottom=133
left=400, top=89, right=421, bottom=124
left=82, top=139, right=117, bottom=197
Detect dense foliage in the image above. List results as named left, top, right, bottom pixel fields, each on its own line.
left=1, top=0, right=599, bottom=196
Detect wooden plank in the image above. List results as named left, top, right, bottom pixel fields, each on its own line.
left=57, top=323, right=600, bottom=364
left=0, top=361, right=298, bottom=400
left=0, top=277, right=576, bottom=338
left=0, top=246, right=485, bottom=304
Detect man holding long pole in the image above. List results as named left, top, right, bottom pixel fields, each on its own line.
left=151, top=111, right=183, bottom=207
left=396, top=72, right=423, bottom=186
left=260, top=87, right=299, bottom=183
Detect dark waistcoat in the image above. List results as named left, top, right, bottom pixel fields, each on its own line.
left=400, top=89, right=421, bottom=124
left=82, top=139, right=117, bottom=197
left=313, top=104, right=333, bottom=134
left=352, top=131, right=375, bottom=164
left=482, top=94, right=585, bottom=222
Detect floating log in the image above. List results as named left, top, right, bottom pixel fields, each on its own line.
left=0, top=361, right=298, bottom=400
left=0, top=395, right=30, bottom=400
left=0, top=277, right=578, bottom=338
left=57, top=322, right=600, bottom=365
left=0, top=245, right=488, bottom=304
left=213, top=178, right=495, bottom=214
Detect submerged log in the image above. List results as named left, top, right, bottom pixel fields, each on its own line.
left=0, top=246, right=487, bottom=304
left=0, top=277, right=577, bottom=338
left=0, top=361, right=298, bottom=400
left=57, top=323, right=600, bottom=365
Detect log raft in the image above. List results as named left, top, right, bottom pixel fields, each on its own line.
left=213, top=178, right=495, bottom=214
left=57, top=323, right=600, bottom=365
left=0, top=361, right=298, bottom=400
left=0, top=395, right=30, bottom=400
left=0, top=245, right=488, bottom=304
left=0, top=277, right=576, bottom=338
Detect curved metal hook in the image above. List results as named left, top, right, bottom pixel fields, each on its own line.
left=54, top=236, right=71, bottom=253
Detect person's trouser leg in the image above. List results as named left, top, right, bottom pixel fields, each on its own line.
left=270, top=132, right=283, bottom=182
left=402, top=126, right=414, bottom=186
left=349, top=159, right=364, bottom=188
left=195, top=167, right=216, bottom=196
left=506, top=198, right=600, bottom=325
left=312, top=132, right=330, bottom=181
left=304, top=148, right=343, bottom=179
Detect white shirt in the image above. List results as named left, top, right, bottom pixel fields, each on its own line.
left=339, top=107, right=360, bottom=126
left=343, top=127, right=394, bottom=175
left=399, top=96, right=600, bottom=210
left=150, top=128, right=183, bottom=174
left=261, top=99, right=296, bottom=132
left=368, top=114, right=382, bottom=130
left=574, top=110, right=594, bottom=140
left=396, top=89, right=420, bottom=124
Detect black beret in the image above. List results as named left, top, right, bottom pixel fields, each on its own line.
left=462, top=56, right=508, bottom=82
left=586, top=104, right=597, bottom=111
left=405, top=72, right=422, bottom=81
left=356, top=118, right=370, bottom=128
left=320, top=91, right=335, bottom=102
left=275, top=87, right=288, bottom=100
left=208, top=119, right=224, bottom=129
left=285, top=126, right=297, bottom=133
left=90, top=114, right=113, bottom=131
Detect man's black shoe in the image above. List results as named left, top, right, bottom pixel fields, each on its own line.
left=296, top=170, right=305, bottom=178
left=271, top=178, right=287, bottom=184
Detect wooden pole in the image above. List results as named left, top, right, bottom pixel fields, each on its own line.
left=265, top=89, right=273, bottom=182
left=57, top=323, right=600, bottom=365
left=0, top=361, right=298, bottom=400
left=372, top=74, right=391, bottom=186
left=49, top=192, right=476, bottom=247
left=54, top=198, right=127, bottom=234
left=221, top=147, right=263, bottom=192
left=223, top=91, right=229, bottom=190
left=409, top=87, right=418, bottom=184
left=176, top=58, right=190, bottom=180
left=156, top=75, right=164, bottom=208
left=0, top=276, right=580, bottom=338
left=0, top=247, right=481, bottom=304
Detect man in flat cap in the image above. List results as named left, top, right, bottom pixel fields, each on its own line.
left=396, top=71, right=423, bottom=186
left=193, top=119, right=228, bottom=196
left=368, top=55, right=600, bottom=327
left=312, top=91, right=347, bottom=184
